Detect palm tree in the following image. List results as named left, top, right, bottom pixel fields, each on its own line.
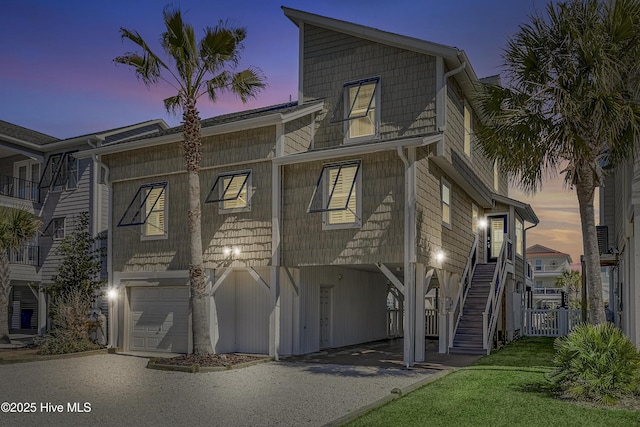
left=0, top=207, right=41, bottom=344
left=115, top=6, right=265, bottom=354
left=476, top=0, right=640, bottom=325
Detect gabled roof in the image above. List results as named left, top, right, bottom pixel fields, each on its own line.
left=492, top=194, right=539, bottom=224
left=0, top=120, right=59, bottom=145
left=526, top=244, right=572, bottom=262
left=282, top=7, right=481, bottom=94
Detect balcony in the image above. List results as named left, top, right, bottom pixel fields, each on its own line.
left=0, top=174, right=40, bottom=203
left=533, top=264, right=566, bottom=274
left=8, top=245, right=39, bottom=266
left=533, top=287, right=564, bottom=295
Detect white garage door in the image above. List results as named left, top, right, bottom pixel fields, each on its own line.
left=130, top=287, right=189, bottom=353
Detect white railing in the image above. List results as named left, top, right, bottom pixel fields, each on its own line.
left=448, top=233, right=479, bottom=349
left=533, top=264, right=568, bottom=273
left=483, top=234, right=511, bottom=354
left=522, top=309, right=583, bottom=337
left=387, top=308, right=402, bottom=337
left=426, top=308, right=438, bottom=337
left=532, top=287, right=564, bottom=295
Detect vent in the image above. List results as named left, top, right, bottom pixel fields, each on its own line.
left=597, top=226, right=609, bottom=254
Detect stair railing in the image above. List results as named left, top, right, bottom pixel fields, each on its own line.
left=448, top=233, right=479, bottom=350
left=482, top=234, right=511, bottom=354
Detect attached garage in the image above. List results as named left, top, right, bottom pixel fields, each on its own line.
left=129, top=286, right=189, bottom=353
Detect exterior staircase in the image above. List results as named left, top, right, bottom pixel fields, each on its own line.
left=449, top=262, right=496, bottom=355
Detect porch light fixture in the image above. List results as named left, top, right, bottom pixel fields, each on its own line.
left=223, top=246, right=241, bottom=257
left=478, top=218, right=488, bottom=229
left=436, top=251, right=446, bottom=263
left=107, top=288, right=118, bottom=300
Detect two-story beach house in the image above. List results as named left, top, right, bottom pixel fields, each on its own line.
left=79, top=7, right=538, bottom=365
left=0, top=119, right=168, bottom=336
left=526, top=244, right=572, bottom=309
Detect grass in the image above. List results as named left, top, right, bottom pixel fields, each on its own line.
left=347, top=337, right=640, bottom=427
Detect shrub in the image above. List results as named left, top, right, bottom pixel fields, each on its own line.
left=550, top=323, right=640, bottom=405
left=37, top=289, right=102, bottom=355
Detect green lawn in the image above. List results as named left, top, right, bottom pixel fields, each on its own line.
left=347, top=337, right=640, bottom=427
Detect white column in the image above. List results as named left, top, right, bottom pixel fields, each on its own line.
left=414, top=263, right=426, bottom=362
left=269, top=267, right=281, bottom=360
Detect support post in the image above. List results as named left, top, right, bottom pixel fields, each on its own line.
left=269, top=267, right=280, bottom=360
left=415, top=263, right=426, bottom=362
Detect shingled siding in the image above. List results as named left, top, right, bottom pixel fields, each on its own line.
left=282, top=151, right=404, bottom=266
left=302, top=25, right=437, bottom=149
left=202, top=161, right=272, bottom=268
left=107, top=127, right=276, bottom=183
left=445, top=80, right=508, bottom=197
left=284, top=116, right=314, bottom=155
left=111, top=175, right=190, bottom=272
left=417, top=157, right=475, bottom=273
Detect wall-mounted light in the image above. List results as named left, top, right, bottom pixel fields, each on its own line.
left=107, top=288, right=118, bottom=300
left=223, top=246, right=241, bottom=257
left=478, top=218, right=488, bottom=229
left=436, top=251, right=446, bottom=263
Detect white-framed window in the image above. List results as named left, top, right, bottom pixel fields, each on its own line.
left=442, top=178, right=452, bottom=228
left=535, top=259, right=542, bottom=271
left=493, top=161, right=499, bottom=192
left=39, top=152, right=78, bottom=192
left=52, top=217, right=65, bottom=240
left=308, top=160, right=362, bottom=229
left=472, top=204, right=479, bottom=234
left=117, top=182, right=168, bottom=240
left=205, top=170, right=251, bottom=213
left=464, top=103, right=472, bottom=157
left=331, top=77, right=380, bottom=142
left=516, top=218, right=523, bottom=256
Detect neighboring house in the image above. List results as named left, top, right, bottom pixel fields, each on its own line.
left=599, top=157, right=639, bottom=348
left=80, top=7, right=537, bottom=364
left=526, top=244, right=572, bottom=309
left=0, top=119, right=168, bottom=336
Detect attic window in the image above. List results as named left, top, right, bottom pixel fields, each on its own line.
left=117, top=182, right=167, bottom=239
left=38, top=152, right=78, bottom=191
left=330, top=77, right=380, bottom=141
left=205, top=170, right=251, bottom=212
left=308, top=160, right=361, bottom=229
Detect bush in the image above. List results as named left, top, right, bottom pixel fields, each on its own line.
left=37, top=289, right=103, bottom=355
left=550, top=323, right=640, bottom=405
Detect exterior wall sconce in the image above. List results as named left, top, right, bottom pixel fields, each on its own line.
left=223, top=246, right=241, bottom=257
left=478, top=218, right=488, bottom=229
left=436, top=251, right=446, bottom=263
left=107, top=288, right=118, bottom=300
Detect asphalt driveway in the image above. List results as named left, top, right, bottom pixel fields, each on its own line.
left=0, top=353, right=440, bottom=426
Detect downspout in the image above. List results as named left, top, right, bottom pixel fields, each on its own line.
left=438, top=60, right=467, bottom=133
left=87, top=140, right=114, bottom=347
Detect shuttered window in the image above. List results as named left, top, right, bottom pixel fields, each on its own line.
left=117, top=182, right=168, bottom=239
left=205, top=170, right=251, bottom=212
left=308, top=160, right=361, bottom=229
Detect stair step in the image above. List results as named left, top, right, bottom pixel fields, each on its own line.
left=449, top=347, right=486, bottom=356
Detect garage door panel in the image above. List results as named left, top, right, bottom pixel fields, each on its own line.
left=130, top=287, right=189, bottom=353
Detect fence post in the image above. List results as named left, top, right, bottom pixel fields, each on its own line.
left=558, top=308, right=568, bottom=335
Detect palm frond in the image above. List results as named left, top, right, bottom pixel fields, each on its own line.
left=0, top=207, right=41, bottom=250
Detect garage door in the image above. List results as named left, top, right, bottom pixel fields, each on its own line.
left=130, top=287, right=189, bottom=353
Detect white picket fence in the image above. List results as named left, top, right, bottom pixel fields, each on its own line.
left=522, top=309, right=584, bottom=337
left=387, top=308, right=439, bottom=338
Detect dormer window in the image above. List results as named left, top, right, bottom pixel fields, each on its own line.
left=330, top=77, right=380, bottom=142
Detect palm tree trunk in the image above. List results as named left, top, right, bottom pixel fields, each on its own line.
left=575, top=162, right=605, bottom=325
left=0, top=250, right=12, bottom=344
left=183, top=98, right=212, bottom=355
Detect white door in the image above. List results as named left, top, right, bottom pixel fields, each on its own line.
left=129, top=287, right=189, bottom=353
left=14, top=159, right=39, bottom=201
left=319, top=286, right=332, bottom=349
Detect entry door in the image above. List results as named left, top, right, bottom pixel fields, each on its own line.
left=14, top=160, right=39, bottom=200
left=319, top=286, right=332, bottom=349
left=487, top=216, right=507, bottom=262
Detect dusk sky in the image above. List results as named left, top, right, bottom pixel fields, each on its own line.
left=0, top=0, right=587, bottom=266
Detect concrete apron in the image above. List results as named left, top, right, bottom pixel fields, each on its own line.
left=283, top=337, right=481, bottom=370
